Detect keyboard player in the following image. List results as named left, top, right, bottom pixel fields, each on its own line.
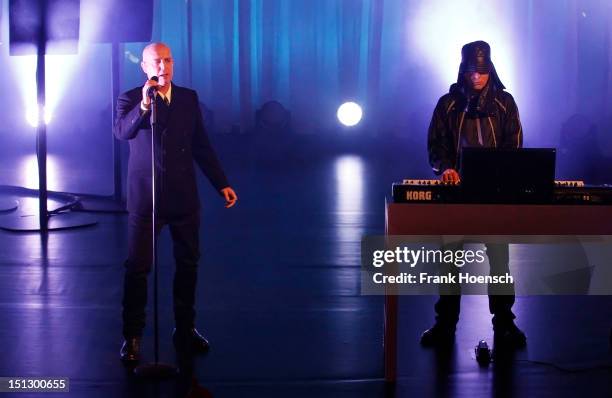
left=422, top=40, right=526, bottom=349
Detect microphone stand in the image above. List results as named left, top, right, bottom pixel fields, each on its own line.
left=134, top=89, right=178, bottom=378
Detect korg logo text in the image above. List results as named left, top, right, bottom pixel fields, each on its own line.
left=406, top=191, right=432, bottom=201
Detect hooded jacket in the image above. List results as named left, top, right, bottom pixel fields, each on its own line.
left=427, top=80, right=523, bottom=175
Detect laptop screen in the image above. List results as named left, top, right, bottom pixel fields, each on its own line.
left=460, top=148, right=556, bottom=203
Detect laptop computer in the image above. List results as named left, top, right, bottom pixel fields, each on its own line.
left=460, top=148, right=556, bottom=203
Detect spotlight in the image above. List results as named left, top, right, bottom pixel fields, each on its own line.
left=410, top=0, right=515, bottom=91
left=337, top=102, right=363, bottom=127
left=26, top=105, right=51, bottom=128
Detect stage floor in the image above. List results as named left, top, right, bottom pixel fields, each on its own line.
left=0, top=136, right=610, bottom=397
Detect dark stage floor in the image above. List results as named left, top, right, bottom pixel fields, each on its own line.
left=0, top=135, right=610, bottom=397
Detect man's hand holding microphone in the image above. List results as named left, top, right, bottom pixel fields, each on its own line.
left=141, top=76, right=159, bottom=110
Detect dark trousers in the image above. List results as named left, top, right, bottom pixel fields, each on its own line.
left=122, top=212, right=200, bottom=338
left=435, top=242, right=515, bottom=329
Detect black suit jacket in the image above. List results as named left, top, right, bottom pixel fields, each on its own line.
left=114, top=84, right=229, bottom=217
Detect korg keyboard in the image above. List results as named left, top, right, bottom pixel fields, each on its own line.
left=392, top=180, right=612, bottom=205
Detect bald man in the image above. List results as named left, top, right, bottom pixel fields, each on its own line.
left=114, top=43, right=237, bottom=363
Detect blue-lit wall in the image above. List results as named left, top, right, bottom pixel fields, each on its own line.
left=0, top=0, right=611, bottom=192
left=121, top=0, right=612, bottom=144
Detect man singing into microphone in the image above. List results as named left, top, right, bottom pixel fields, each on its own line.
left=114, top=42, right=237, bottom=363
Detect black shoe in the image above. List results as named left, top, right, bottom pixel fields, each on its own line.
left=120, top=337, right=141, bottom=363
left=420, top=324, right=455, bottom=347
left=173, top=328, right=210, bottom=353
left=494, top=322, right=526, bottom=349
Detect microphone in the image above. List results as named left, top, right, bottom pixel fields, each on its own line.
left=147, top=76, right=159, bottom=98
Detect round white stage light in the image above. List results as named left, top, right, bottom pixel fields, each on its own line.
left=337, top=102, right=363, bottom=127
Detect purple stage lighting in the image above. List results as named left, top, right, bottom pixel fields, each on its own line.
left=26, top=104, right=51, bottom=128
left=409, top=0, right=516, bottom=94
